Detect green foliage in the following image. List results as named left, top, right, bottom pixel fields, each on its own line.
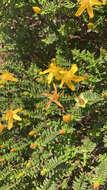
left=0, top=0, right=107, bottom=190
left=72, top=173, right=88, bottom=190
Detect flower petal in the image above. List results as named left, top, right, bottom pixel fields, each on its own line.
left=59, top=79, right=65, bottom=88
left=9, top=77, right=18, bottom=82
left=59, top=90, right=64, bottom=98
left=75, top=5, right=86, bottom=16
left=53, top=100, right=64, bottom=108
left=92, top=0, right=102, bottom=5
left=40, top=69, right=49, bottom=75
left=0, top=123, right=6, bottom=133
left=70, top=64, right=78, bottom=74
left=42, top=93, right=53, bottom=98
left=14, top=107, right=22, bottom=114
left=45, top=100, right=52, bottom=110
left=87, top=5, right=94, bottom=18
left=13, top=114, right=22, bottom=121
left=8, top=117, right=13, bottom=129
left=47, top=73, right=53, bottom=84
left=66, top=81, right=75, bottom=91
left=71, top=75, right=84, bottom=82
left=53, top=83, right=57, bottom=94
left=55, top=74, right=62, bottom=80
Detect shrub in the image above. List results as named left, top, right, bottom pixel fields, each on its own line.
left=0, top=0, right=106, bottom=190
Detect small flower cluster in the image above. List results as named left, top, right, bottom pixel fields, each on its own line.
left=40, top=62, right=86, bottom=91
left=39, top=62, right=87, bottom=110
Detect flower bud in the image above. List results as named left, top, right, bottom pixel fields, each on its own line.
left=63, top=115, right=71, bottom=123
left=33, top=7, right=41, bottom=14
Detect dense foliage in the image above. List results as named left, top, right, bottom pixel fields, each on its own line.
left=0, top=0, right=107, bottom=190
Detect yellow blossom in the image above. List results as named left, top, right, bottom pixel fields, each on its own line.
left=0, top=123, right=6, bottom=133
left=2, top=105, right=22, bottom=130
left=33, top=6, right=41, bottom=13
left=43, top=83, right=64, bottom=110
left=0, top=70, right=18, bottom=83
left=59, top=64, right=85, bottom=91
left=75, top=0, right=102, bottom=18
left=40, top=63, right=62, bottom=84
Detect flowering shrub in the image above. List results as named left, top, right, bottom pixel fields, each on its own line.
left=0, top=0, right=107, bottom=190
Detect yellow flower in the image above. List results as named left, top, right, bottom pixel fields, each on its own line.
left=75, top=0, right=102, bottom=18
left=87, top=22, right=94, bottom=29
left=40, top=63, right=62, bottom=84
left=0, top=70, right=18, bottom=83
left=2, top=105, right=22, bottom=130
left=43, top=83, right=64, bottom=110
left=0, top=123, right=6, bottom=133
left=33, top=6, right=41, bottom=13
left=59, top=64, right=85, bottom=91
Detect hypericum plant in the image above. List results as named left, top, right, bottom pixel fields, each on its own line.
left=0, top=0, right=106, bottom=189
